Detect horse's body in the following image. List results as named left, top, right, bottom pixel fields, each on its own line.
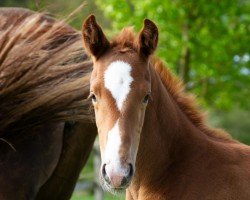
left=0, top=8, right=96, bottom=199
left=82, top=15, right=250, bottom=200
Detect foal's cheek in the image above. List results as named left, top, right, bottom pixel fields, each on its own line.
left=99, top=141, right=105, bottom=160
left=138, top=105, right=146, bottom=130
left=93, top=104, right=98, bottom=119
left=94, top=109, right=100, bottom=126
left=93, top=103, right=98, bottom=110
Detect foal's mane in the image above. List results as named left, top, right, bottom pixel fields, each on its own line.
left=111, top=27, right=231, bottom=140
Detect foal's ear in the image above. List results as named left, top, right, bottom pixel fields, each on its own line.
left=138, top=19, right=158, bottom=58
left=82, top=15, right=110, bottom=59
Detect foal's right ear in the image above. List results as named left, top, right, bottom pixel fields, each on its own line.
left=138, top=19, right=158, bottom=58
left=82, top=15, right=110, bottom=59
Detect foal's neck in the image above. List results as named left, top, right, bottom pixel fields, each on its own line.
left=130, top=66, right=208, bottom=198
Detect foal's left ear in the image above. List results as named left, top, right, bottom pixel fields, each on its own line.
left=82, top=15, right=110, bottom=59
left=138, top=19, right=158, bottom=58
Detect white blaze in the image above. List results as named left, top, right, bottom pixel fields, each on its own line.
left=104, top=60, right=133, bottom=111
left=104, top=120, right=128, bottom=175
left=104, top=121, right=121, bottom=163
left=103, top=61, right=133, bottom=173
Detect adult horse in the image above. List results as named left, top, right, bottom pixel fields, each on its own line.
left=0, top=8, right=96, bottom=199
left=82, top=15, right=250, bottom=199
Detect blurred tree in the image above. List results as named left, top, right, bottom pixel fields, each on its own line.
left=96, top=0, right=250, bottom=110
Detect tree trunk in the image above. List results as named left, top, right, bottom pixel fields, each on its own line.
left=179, top=22, right=191, bottom=85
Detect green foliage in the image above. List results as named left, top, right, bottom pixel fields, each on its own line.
left=96, top=0, right=250, bottom=110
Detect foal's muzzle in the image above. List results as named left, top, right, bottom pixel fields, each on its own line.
left=101, top=163, right=134, bottom=188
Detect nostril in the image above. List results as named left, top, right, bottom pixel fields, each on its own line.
left=102, top=164, right=110, bottom=183
left=121, top=163, right=134, bottom=187
left=128, top=163, right=134, bottom=178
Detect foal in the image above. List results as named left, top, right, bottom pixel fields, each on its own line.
left=82, top=15, right=250, bottom=200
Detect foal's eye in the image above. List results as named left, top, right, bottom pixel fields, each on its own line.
left=143, top=94, right=150, bottom=104
left=91, top=94, right=97, bottom=103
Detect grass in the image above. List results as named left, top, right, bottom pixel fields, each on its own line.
left=71, top=190, right=125, bottom=200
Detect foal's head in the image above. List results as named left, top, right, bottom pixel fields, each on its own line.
left=82, top=15, right=158, bottom=193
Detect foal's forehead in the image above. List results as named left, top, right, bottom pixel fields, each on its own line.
left=103, top=60, right=134, bottom=110
left=94, top=50, right=148, bottom=79
left=91, top=51, right=151, bottom=112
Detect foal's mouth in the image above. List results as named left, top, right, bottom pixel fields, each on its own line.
left=100, top=175, right=131, bottom=195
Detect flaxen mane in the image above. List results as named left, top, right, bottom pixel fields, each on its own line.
left=111, top=27, right=231, bottom=141
left=0, top=8, right=93, bottom=135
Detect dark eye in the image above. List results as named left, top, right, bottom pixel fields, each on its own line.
left=143, top=94, right=150, bottom=104
left=91, top=94, right=97, bottom=103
